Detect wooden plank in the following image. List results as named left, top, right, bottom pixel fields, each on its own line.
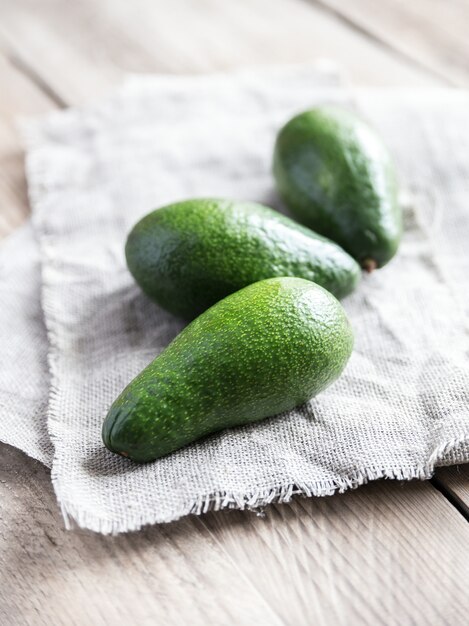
left=0, top=0, right=437, bottom=107
left=0, top=0, right=441, bottom=240
left=2, top=444, right=469, bottom=625
left=203, top=480, right=469, bottom=625
left=434, top=464, right=469, bottom=515
left=0, top=445, right=284, bottom=626
left=313, top=0, right=469, bottom=86
left=0, top=53, right=56, bottom=237
left=0, top=3, right=467, bottom=624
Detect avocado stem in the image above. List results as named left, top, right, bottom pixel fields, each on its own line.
left=362, top=258, right=377, bottom=273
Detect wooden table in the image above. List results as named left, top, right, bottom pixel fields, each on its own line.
left=1, top=1, right=469, bottom=624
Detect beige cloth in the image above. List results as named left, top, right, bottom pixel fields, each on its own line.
left=1, top=66, right=468, bottom=533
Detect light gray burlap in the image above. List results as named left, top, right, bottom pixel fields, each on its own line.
left=0, top=224, right=52, bottom=466
left=3, top=66, right=468, bottom=532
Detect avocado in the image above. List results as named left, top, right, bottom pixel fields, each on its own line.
left=125, top=198, right=360, bottom=319
left=273, top=106, right=402, bottom=270
left=102, top=277, right=353, bottom=462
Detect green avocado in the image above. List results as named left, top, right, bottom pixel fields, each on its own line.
left=273, top=106, right=402, bottom=270
left=125, top=198, right=360, bottom=319
left=102, top=277, right=354, bottom=463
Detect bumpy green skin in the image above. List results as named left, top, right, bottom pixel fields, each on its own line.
left=273, top=106, right=402, bottom=269
left=125, top=198, right=360, bottom=319
left=103, top=277, right=354, bottom=463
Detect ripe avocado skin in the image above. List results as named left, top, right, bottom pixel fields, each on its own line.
left=102, top=277, right=354, bottom=463
left=273, top=106, right=402, bottom=269
left=125, top=198, right=360, bottom=319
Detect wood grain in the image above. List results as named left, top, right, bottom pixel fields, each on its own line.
left=0, top=0, right=436, bottom=106
left=0, top=2, right=468, bottom=624
left=0, top=445, right=283, bottom=626
left=435, top=464, right=469, bottom=514
left=0, top=53, right=56, bottom=237
left=2, top=444, right=469, bottom=626
left=313, top=0, right=469, bottom=86
left=203, top=481, right=469, bottom=625
left=0, top=0, right=442, bottom=239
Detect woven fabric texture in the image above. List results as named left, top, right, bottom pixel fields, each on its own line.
left=1, top=67, right=468, bottom=532
left=0, top=225, right=52, bottom=466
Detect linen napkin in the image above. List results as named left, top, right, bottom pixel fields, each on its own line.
left=0, top=224, right=52, bottom=466
left=2, top=66, right=469, bottom=533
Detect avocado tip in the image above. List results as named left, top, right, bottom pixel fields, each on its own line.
left=362, top=258, right=377, bottom=273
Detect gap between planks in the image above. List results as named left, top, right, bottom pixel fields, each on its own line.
left=0, top=0, right=437, bottom=109
left=0, top=1, right=468, bottom=600
left=305, top=0, right=455, bottom=86
left=433, top=465, right=469, bottom=519
left=308, top=0, right=469, bottom=87
left=5, top=50, right=67, bottom=108
left=0, top=0, right=439, bottom=235
left=0, top=0, right=466, bottom=519
left=0, top=51, right=57, bottom=236
left=2, top=444, right=469, bottom=625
